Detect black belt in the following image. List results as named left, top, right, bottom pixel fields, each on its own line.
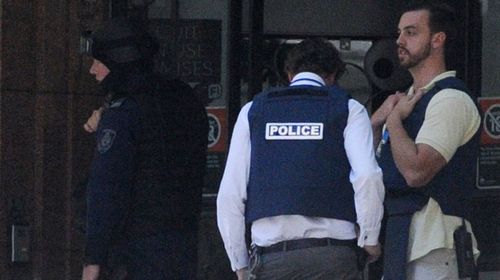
left=258, top=238, right=357, bottom=255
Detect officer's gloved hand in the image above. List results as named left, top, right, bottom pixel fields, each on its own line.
left=84, top=107, right=104, bottom=133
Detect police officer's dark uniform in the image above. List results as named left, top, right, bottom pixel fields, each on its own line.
left=83, top=18, right=208, bottom=279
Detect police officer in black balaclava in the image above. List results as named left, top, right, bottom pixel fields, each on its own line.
left=81, top=18, right=208, bottom=280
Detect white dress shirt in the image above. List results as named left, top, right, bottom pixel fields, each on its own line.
left=217, top=72, right=385, bottom=271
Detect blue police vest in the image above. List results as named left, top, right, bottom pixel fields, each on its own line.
left=379, top=77, right=479, bottom=219
left=245, top=85, right=355, bottom=224
left=379, top=77, right=480, bottom=280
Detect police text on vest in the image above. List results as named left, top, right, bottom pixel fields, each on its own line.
left=265, top=123, right=323, bottom=140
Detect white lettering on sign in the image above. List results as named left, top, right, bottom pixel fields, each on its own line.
left=265, top=123, right=324, bottom=140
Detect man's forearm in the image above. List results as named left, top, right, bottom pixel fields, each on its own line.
left=371, top=123, right=383, bottom=149
left=386, top=114, right=419, bottom=182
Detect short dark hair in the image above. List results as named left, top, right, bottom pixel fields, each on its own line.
left=403, top=1, right=459, bottom=63
left=284, top=38, right=345, bottom=80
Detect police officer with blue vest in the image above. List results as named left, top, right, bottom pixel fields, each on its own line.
left=217, top=38, right=385, bottom=280
left=371, top=2, right=481, bottom=279
left=80, top=18, right=208, bottom=280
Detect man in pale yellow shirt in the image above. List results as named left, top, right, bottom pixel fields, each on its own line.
left=371, top=2, right=480, bottom=280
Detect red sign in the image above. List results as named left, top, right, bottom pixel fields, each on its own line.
left=479, top=98, right=500, bottom=145
left=477, top=97, right=500, bottom=189
left=207, top=107, right=227, bottom=153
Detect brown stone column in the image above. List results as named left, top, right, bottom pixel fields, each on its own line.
left=0, top=0, right=108, bottom=279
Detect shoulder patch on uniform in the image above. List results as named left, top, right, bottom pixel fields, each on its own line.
left=109, top=97, right=127, bottom=108
left=97, top=129, right=117, bottom=153
left=265, top=123, right=323, bottom=140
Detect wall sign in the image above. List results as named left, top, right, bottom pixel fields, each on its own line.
left=148, top=19, right=222, bottom=107
left=204, top=108, right=228, bottom=193
left=148, top=19, right=225, bottom=192
left=207, top=108, right=227, bottom=153
left=477, top=97, right=500, bottom=189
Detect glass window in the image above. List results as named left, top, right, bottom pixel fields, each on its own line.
left=481, top=0, right=500, bottom=97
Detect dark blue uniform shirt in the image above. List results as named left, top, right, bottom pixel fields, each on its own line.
left=85, top=97, right=141, bottom=264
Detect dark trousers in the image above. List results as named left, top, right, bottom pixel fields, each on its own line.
left=250, top=245, right=361, bottom=280
left=119, top=230, right=198, bottom=280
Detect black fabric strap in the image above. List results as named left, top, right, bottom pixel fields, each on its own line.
left=383, top=214, right=412, bottom=280
left=258, top=238, right=356, bottom=255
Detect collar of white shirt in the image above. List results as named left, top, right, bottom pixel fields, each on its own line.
left=289, top=72, right=326, bottom=87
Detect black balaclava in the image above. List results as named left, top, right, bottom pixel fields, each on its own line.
left=89, top=18, right=159, bottom=97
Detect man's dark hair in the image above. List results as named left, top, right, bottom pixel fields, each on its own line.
left=403, top=1, right=459, bottom=66
left=284, top=38, right=345, bottom=80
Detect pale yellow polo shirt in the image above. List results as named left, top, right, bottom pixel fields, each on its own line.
left=406, top=71, right=481, bottom=262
